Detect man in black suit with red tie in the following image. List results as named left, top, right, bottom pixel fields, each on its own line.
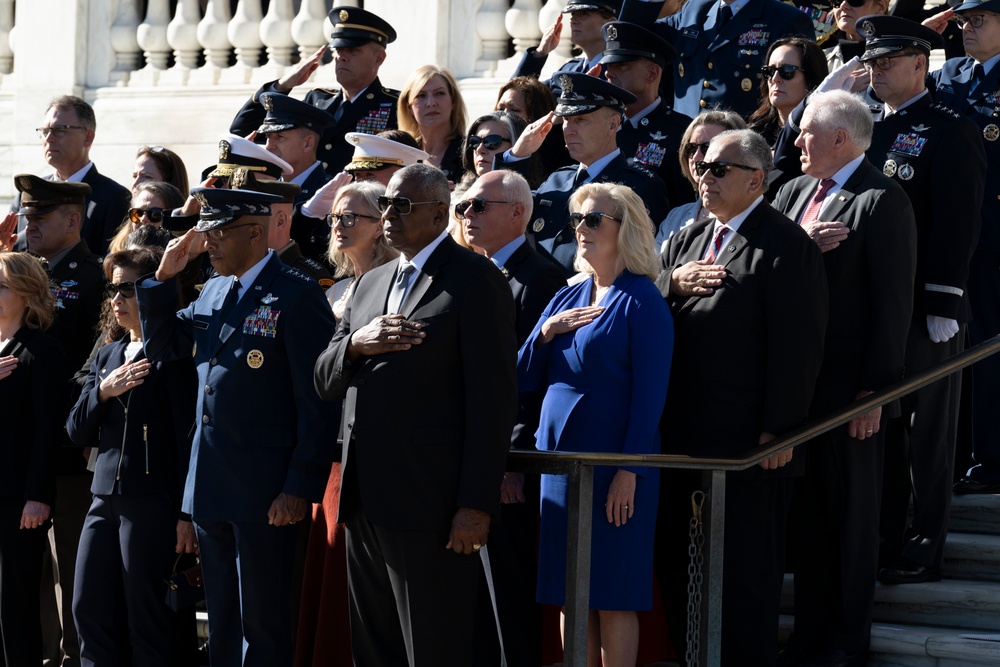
left=656, top=129, right=828, bottom=666
left=314, top=163, right=518, bottom=666
left=457, top=168, right=565, bottom=666
left=772, top=90, right=917, bottom=667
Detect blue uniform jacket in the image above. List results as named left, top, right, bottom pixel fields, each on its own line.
left=67, top=337, right=196, bottom=507
left=136, top=253, right=339, bottom=523
left=655, top=0, right=813, bottom=119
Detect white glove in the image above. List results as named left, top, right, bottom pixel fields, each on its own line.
left=927, top=315, right=960, bottom=343
left=815, top=56, right=861, bottom=94
left=300, top=172, right=352, bottom=220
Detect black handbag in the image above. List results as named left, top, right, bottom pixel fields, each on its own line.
left=165, top=552, right=204, bottom=611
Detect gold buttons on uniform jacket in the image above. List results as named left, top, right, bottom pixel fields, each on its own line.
left=703, top=81, right=711, bottom=88
left=707, top=62, right=714, bottom=69
left=700, top=100, right=708, bottom=108
left=202, top=415, right=210, bottom=424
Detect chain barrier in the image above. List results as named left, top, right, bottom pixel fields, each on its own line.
left=685, top=490, right=706, bottom=667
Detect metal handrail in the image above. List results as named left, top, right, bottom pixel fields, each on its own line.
left=505, top=333, right=1000, bottom=666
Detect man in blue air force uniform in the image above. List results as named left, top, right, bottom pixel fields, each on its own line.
left=136, top=188, right=338, bottom=667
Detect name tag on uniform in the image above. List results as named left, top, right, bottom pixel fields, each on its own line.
left=682, top=27, right=700, bottom=38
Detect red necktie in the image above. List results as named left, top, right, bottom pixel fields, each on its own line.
left=705, top=224, right=730, bottom=263
left=799, top=178, right=835, bottom=227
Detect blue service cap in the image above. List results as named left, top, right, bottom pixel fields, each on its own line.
left=257, top=93, right=336, bottom=135
left=554, top=72, right=637, bottom=117
left=191, top=187, right=283, bottom=233
left=856, top=15, right=944, bottom=61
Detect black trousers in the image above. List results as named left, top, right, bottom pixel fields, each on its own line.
left=0, top=498, right=49, bottom=667
left=344, top=505, right=481, bottom=666
left=73, top=494, right=177, bottom=667
left=881, top=324, right=964, bottom=569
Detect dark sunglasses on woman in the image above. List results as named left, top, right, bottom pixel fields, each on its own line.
left=466, top=134, right=509, bottom=151
left=105, top=281, right=136, bottom=299
left=569, top=212, right=622, bottom=230
left=760, top=64, right=802, bottom=81
left=128, top=207, right=165, bottom=224
left=694, top=161, right=759, bottom=178
left=682, top=142, right=711, bottom=159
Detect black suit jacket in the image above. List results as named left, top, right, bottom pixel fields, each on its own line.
left=12, top=165, right=131, bottom=257
left=502, top=241, right=566, bottom=451
left=658, top=201, right=828, bottom=473
left=314, top=236, right=518, bottom=530
left=772, top=159, right=917, bottom=413
left=0, top=327, right=70, bottom=506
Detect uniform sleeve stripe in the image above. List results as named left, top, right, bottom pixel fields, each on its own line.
left=925, top=283, right=964, bottom=297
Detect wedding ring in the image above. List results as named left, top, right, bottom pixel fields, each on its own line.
left=697, top=278, right=704, bottom=287
left=473, top=543, right=482, bottom=551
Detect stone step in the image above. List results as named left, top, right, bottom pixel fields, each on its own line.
left=779, top=616, right=1000, bottom=666
left=781, top=575, right=1000, bottom=630
left=944, top=532, right=1000, bottom=582
left=949, top=493, right=1000, bottom=535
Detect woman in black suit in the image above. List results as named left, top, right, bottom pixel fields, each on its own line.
left=0, top=252, right=70, bottom=667
left=67, top=247, right=197, bottom=667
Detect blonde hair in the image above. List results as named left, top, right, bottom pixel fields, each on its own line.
left=326, top=181, right=398, bottom=279
left=0, top=252, right=56, bottom=331
left=397, top=65, right=468, bottom=145
left=569, top=183, right=659, bottom=280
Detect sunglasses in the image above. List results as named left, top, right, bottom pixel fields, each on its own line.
left=326, top=212, right=380, bottom=228
left=377, top=196, right=444, bottom=216
left=760, top=64, right=802, bottom=81
left=694, top=160, right=759, bottom=178
left=128, top=207, right=165, bottom=224
left=105, top=281, right=136, bottom=299
left=466, top=134, right=510, bottom=151
left=454, top=198, right=514, bottom=219
left=683, top=142, right=711, bottom=159
left=569, top=211, right=622, bottom=230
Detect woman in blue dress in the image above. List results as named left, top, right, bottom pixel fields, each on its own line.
left=518, top=182, right=673, bottom=666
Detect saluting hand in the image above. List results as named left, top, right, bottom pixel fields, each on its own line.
left=536, top=14, right=563, bottom=56
left=510, top=112, right=554, bottom=159
left=157, top=228, right=203, bottom=282
left=0, top=212, right=17, bottom=252
left=277, top=46, right=327, bottom=93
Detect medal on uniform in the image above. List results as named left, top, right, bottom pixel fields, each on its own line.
left=532, top=218, right=545, bottom=233
left=898, top=164, right=914, bottom=180
left=883, top=159, right=897, bottom=178
left=985, top=124, right=1000, bottom=142
left=741, top=78, right=753, bottom=92
left=247, top=350, right=264, bottom=369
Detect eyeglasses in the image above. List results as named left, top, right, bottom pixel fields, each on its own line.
left=760, top=64, right=802, bottom=81
left=466, top=134, right=510, bottom=151
left=128, top=207, right=165, bottom=224
left=105, top=281, right=136, bottom=299
left=377, top=196, right=444, bottom=216
left=326, top=212, right=379, bottom=227
left=682, top=142, right=711, bottom=159
left=694, top=160, right=759, bottom=178
left=202, top=222, right=259, bottom=241
left=35, top=125, right=87, bottom=139
left=953, top=13, right=989, bottom=28
left=569, top=211, right=622, bottom=230
left=454, top=198, right=515, bottom=219
left=863, top=52, right=917, bottom=72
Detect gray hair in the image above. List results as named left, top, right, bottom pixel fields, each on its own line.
left=712, top=129, right=772, bottom=191
left=392, top=163, right=450, bottom=204
left=805, top=90, right=874, bottom=151
left=493, top=170, right=533, bottom=228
